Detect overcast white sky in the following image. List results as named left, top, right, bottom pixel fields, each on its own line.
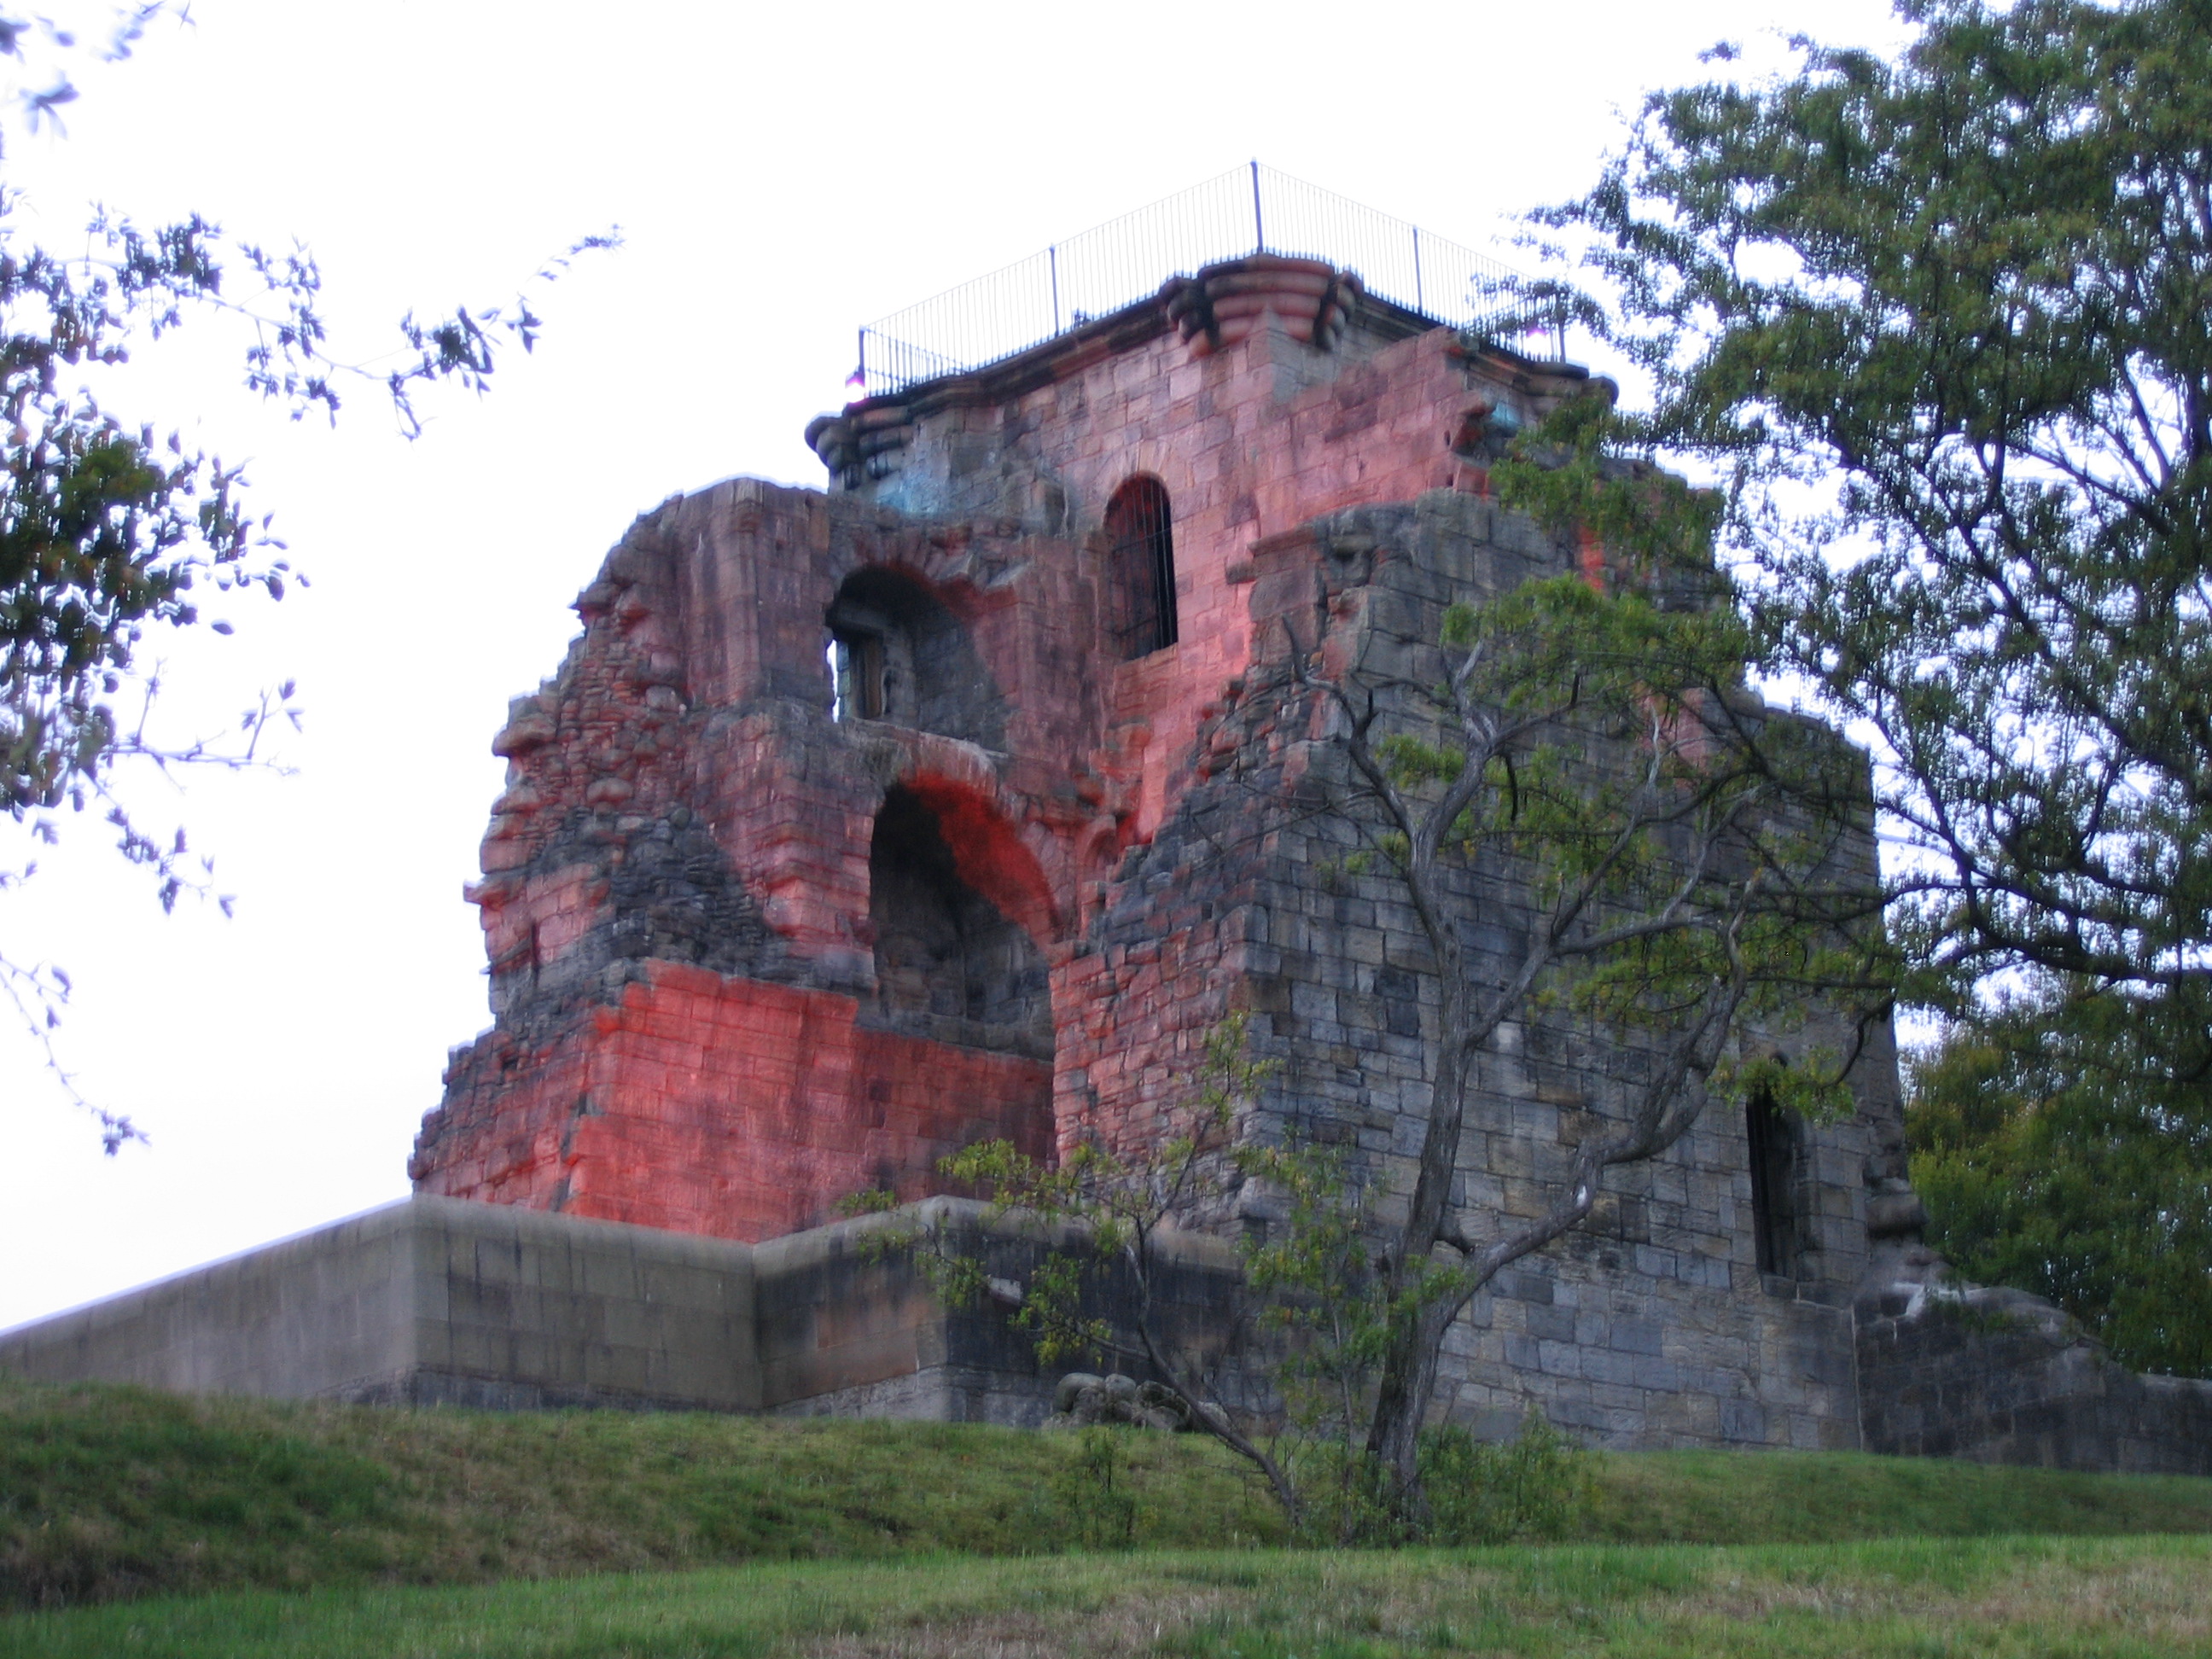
left=0, top=0, right=1912, bottom=1331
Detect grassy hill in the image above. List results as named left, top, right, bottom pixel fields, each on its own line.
left=6, top=1374, right=2212, bottom=1614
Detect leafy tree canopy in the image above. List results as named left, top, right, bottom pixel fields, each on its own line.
left=1524, top=0, right=2212, bottom=1363
left=1906, top=976, right=2212, bottom=1375
left=1534, top=0, right=2212, bottom=1023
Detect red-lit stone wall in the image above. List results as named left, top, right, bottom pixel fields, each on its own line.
left=429, top=963, right=1051, bottom=1241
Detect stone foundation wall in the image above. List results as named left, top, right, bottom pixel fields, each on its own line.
left=1857, top=1276, right=2212, bottom=1476
left=754, top=1202, right=1259, bottom=1426
left=8, top=1196, right=2205, bottom=1476
left=0, top=1197, right=760, bottom=1412
left=0, top=1197, right=1251, bottom=1429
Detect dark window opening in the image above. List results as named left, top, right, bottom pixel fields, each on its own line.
left=1746, top=1088, right=1804, bottom=1279
left=868, top=785, right=1052, bottom=1059
left=824, top=568, right=1007, bottom=748
left=1105, top=476, right=1178, bottom=660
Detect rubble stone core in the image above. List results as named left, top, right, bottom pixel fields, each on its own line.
left=399, top=263, right=2210, bottom=1463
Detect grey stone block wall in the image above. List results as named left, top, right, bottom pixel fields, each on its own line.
left=1856, top=1272, right=2212, bottom=1476
left=754, top=1200, right=1264, bottom=1428
left=0, top=1196, right=1254, bottom=1429
left=0, top=1197, right=760, bottom=1412
left=1439, top=1249, right=1861, bottom=1450
left=0, top=1202, right=423, bottom=1402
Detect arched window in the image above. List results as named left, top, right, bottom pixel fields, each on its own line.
left=1104, top=476, right=1178, bottom=660
left=1746, top=1088, right=1804, bottom=1279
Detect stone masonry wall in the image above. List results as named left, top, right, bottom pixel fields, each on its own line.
left=1856, top=1257, right=2212, bottom=1475
left=0, top=1198, right=761, bottom=1412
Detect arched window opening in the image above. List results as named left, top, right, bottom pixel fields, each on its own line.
left=1105, top=476, right=1178, bottom=660
left=868, top=785, right=1051, bottom=1059
left=824, top=568, right=1006, bottom=747
left=1746, top=1088, right=1804, bottom=1279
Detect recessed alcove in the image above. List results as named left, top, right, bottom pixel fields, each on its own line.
left=866, top=783, right=1052, bottom=1061
left=825, top=568, right=1005, bottom=749
left=1103, top=475, right=1178, bottom=660
left=1748, top=1088, right=1806, bottom=1281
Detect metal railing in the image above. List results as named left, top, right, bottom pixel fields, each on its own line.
left=850, top=163, right=1565, bottom=399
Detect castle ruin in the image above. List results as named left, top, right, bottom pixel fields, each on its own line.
left=9, top=173, right=2207, bottom=1471
left=401, top=204, right=1914, bottom=1449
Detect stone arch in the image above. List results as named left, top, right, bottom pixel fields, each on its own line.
left=866, top=780, right=1053, bottom=1062
left=1104, top=474, right=1178, bottom=660
left=825, top=565, right=1007, bottom=748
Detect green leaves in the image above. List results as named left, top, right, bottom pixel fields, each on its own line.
left=1519, top=0, right=2212, bottom=1345
left=1908, top=980, right=2212, bottom=1377
left=1353, top=561, right=1886, bottom=1061
left=1538, top=0, right=2212, bottom=1006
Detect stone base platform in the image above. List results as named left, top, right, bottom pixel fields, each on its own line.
left=0, top=1196, right=1245, bottom=1423
left=9, top=1197, right=2209, bottom=1481
left=1855, top=1252, right=2212, bottom=1477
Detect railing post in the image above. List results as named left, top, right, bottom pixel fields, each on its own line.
left=1250, top=160, right=1265, bottom=253
left=1050, top=245, right=1062, bottom=335
left=856, top=329, right=866, bottom=398
left=1412, top=226, right=1423, bottom=313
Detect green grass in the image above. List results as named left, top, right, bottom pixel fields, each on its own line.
left=4, top=1536, right=2209, bottom=1657
left=1585, top=1446, right=2212, bottom=1544
left=0, top=1376, right=1277, bottom=1608
left=6, top=1373, right=2212, bottom=1616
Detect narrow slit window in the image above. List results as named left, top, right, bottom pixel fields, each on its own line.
left=1746, top=1088, right=1803, bottom=1278
left=1105, top=476, right=1178, bottom=660
left=830, top=630, right=887, bottom=721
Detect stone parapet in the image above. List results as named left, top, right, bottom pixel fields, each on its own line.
left=0, top=1197, right=1252, bottom=1428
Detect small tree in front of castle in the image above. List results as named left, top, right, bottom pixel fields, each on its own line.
left=917, top=1015, right=1310, bottom=1523
left=894, top=1012, right=1586, bottom=1542
left=1264, top=421, right=1893, bottom=1511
